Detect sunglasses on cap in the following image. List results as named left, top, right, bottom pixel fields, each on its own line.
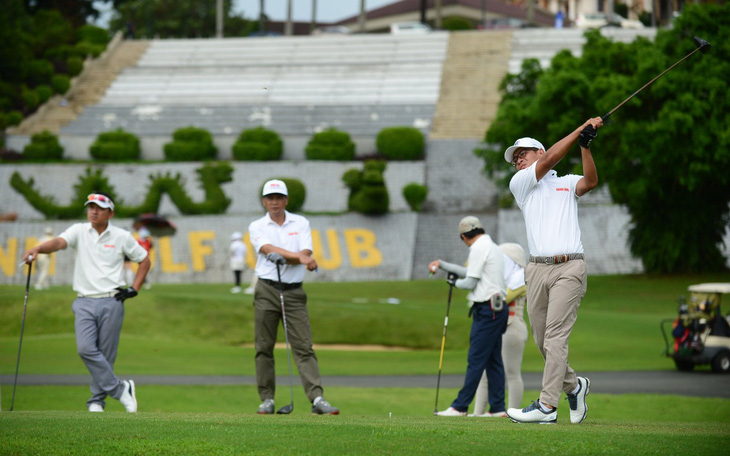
left=86, top=193, right=114, bottom=209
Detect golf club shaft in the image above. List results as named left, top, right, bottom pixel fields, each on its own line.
left=275, top=263, right=295, bottom=410
left=434, top=283, right=454, bottom=413
left=10, top=260, right=33, bottom=411
left=602, top=45, right=704, bottom=122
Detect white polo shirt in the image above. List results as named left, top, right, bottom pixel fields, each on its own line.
left=509, top=161, right=585, bottom=256
left=60, top=222, right=148, bottom=296
left=249, top=211, right=313, bottom=284
left=465, top=234, right=506, bottom=303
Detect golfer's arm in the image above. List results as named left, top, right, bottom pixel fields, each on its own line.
left=576, top=146, right=598, bottom=196
left=536, top=126, right=583, bottom=180
left=131, top=256, right=151, bottom=291
left=437, top=260, right=467, bottom=278
left=24, top=237, right=67, bottom=261
left=258, top=244, right=309, bottom=264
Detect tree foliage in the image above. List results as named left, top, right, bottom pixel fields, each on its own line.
left=476, top=3, right=730, bottom=273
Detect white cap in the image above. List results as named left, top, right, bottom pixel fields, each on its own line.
left=262, top=179, right=288, bottom=196
left=85, top=193, right=115, bottom=210
left=138, top=227, right=151, bottom=238
left=231, top=231, right=242, bottom=241
left=499, top=243, right=527, bottom=268
left=504, top=137, right=545, bottom=163
left=458, top=216, right=483, bottom=234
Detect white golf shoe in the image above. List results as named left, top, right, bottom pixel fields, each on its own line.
left=506, top=401, right=557, bottom=424
left=257, top=398, right=275, bottom=414
left=88, top=402, right=104, bottom=412
left=230, top=286, right=242, bottom=294
left=118, top=380, right=137, bottom=413
left=567, top=376, right=590, bottom=424
left=435, top=407, right=467, bottom=416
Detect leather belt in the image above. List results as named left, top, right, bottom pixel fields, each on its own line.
left=529, top=253, right=584, bottom=265
left=77, top=292, right=115, bottom=298
left=260, top=278, right=302, bottom=291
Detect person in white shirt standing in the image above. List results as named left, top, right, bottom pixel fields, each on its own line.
left=248, top=180, right=339, bottom=415
left=23, top=192, right=150, bottom=413
left=229, top=231, right=247, bottom=294
left=503, top=117, right=602, bottom=424
left=428, top=216, right=507, bottom=417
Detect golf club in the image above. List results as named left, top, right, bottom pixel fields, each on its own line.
left=10, top=255, right=33, bottom=411
left=434, top=273, right=456, bottom=415
left=602, top=36, right=711, bottom=122
left=272, top=259, right=295, bottom=415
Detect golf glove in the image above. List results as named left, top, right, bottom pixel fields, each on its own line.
left=266, top=252, right=286, bottom=265
left=578, top=125, right=597, bottom=148
left=114, top=286, right=138, bottom=302
left=446, top=273, right=458, bottom=286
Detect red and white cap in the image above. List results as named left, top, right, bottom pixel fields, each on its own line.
left=85, top=193, right=115, bottom=210
left=504, top=137, right=545, bottom=163
left=262, top=179, right=288, bottom=196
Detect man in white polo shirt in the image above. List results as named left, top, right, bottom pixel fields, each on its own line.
left=503, top=117, right=602, bottom=424
left=248, top=179, right=339, bottom=415
left=23, top=192, right=150, bottom=413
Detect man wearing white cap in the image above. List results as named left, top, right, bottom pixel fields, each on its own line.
left=229, top=231, right=247, bottom=293
left=428, top=216, right=507, bottom=417
left=248, top=179, right=339, bottom=415
left=23, top=192, right=150, bottom=413
left=503, top=117, right=603, bottom=424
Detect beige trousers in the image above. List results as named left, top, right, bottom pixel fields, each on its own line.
left=525, top=259, right=586, bottom=407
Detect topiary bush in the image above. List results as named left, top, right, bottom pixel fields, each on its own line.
left=66, top=56, right=84, bottom=77
left=305, top=128, right=355, bottom=161
left=164, top=126, right=217, bottom=161
left=90, top=129, right=141, bottom=160
left=21, top=88, right=40, bottom=111
left=343, top=160, right=389, bottom=215
left=402, top=183, right=428, bottom=212
left=232, top=127, right=283, bottom=161
left=23, top=130, right=64, bottom=161
left=7, top=111, right=24, bottom=127
left=376, top=126, right=424, bottom=160
left=259, top=177, right=306, bottom=213
left=51, top=74, right=70, bottom=95
left=35, top=85, right=54, bottom=104
left=442, top=16, right=474, bottom=31
left=76, top=25, right=110, bottom=45
left=27, top=59, right=55, bottom=87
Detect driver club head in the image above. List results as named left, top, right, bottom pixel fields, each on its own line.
left=693, top=36, right=711, bottom=54
left=276, top=404, right=293, bottom=414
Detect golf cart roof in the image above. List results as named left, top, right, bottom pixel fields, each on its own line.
left=688, top=283, right=730, bottom=294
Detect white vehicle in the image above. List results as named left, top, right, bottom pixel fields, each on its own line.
left=390, top=21, right=432, bottom=35
left=575, top=12, right=645, bottom=30
left=312, top=25, right=351, bottom=35
left=661, top=283, right=730, bottom=373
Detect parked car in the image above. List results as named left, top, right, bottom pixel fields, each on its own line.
left=390, top=21, right=432, bottom=35
left=575, top=12, right=645, bottom=29
left=312, top=25, right=352, bottom=35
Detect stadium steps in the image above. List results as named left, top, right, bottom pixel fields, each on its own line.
left=8, top=36, right=150, bottom=135
left=430, top=30, right=512, bottom=140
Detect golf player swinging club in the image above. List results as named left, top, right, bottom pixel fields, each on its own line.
left=267, top=252, right=295, bottom=415
left=433, top=271, right=457, bottom=415
left=10, top=255, right=33, bottom=411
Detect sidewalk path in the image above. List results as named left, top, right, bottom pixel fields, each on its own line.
left=2, top=370, right=728, bottom=398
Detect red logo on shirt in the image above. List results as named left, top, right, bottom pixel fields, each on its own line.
left=556, top=188, right=569, bottom=192
left=288, top=232, right=299, bottom=236
left=104, top=244, right=116, bottom=248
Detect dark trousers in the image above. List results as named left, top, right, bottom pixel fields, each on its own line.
left=451, top=303, right=508, bottom=413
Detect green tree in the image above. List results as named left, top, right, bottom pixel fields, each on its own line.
left=476, top=3, right=730, bottom=274
left=109, top=0, right=256, bottom=39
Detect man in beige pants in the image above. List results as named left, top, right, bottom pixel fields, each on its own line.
left=503, top=117, right=603, bottom=424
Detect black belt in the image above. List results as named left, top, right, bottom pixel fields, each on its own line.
left=469, top=298, right=493, bottom=318
left=260, top=278, right=302, bottom=291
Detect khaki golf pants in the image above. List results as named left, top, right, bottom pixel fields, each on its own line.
left=254, top=280, right=323, bottom=403
left=525, top=259, right=586, bottom=407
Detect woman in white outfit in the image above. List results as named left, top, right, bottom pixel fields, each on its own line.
left=471, top=243, right=528, bottom=415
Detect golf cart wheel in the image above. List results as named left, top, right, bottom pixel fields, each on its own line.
left=711, top=350, right=730, bottom=374
left=674, top=359, right=695, bottom=372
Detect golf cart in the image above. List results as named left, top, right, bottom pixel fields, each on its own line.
left=661, top=283, right=730, bottom=373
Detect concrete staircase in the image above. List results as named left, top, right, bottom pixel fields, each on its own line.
left=8, top=35, right=150, bottom=135
left=430, top=30, right=512, bottom=140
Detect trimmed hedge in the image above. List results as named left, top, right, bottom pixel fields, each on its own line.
left=376, top=126, right=424, bottom=160
left=343, top=160, right=389, bottom=215
left=402, top=183, right=428, bottom=212
left=232, top=127, right=282, bottom=161
left=260, top=177, right=306, bottom=213
left=442, top=16, right=474, bottom=31
left=23, top=131, right=64, bottom=161
left=51, top=74, right=70, bottom=94
left=66, top=56, right=84, bottom=77
left=35, top=85, right=53, bottom=104
left=90, top=129, right=141, bottom=160
left=164, top=126, right=217, bottom=161
left=305, top=128, right=355, bottom=161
